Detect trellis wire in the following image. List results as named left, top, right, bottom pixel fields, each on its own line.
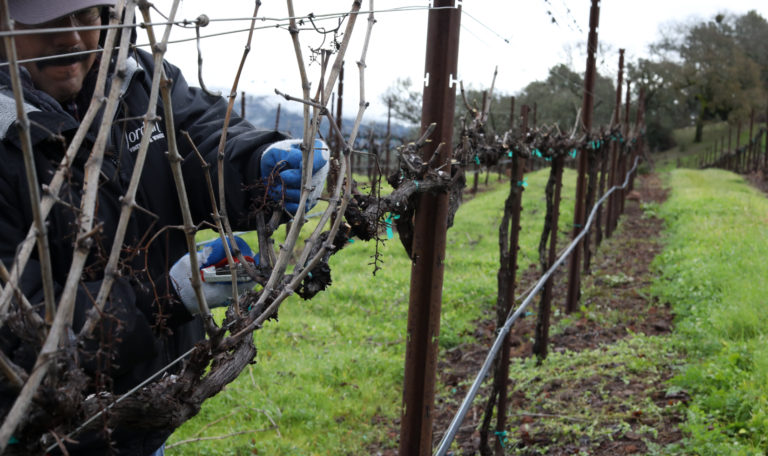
left=44, top=347, right=196, bottom=454
left=434, top=155, right=642, bottom=456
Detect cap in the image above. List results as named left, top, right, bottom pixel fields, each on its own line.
left=8, top=0, right=117, bottom=25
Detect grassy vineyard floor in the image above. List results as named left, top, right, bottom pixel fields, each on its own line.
left=650, top=169, right=768, bottom=455
left=167, top=169, right=578, bottom=455
left=166, top=167, right=768, bottom=455
left=420, top=173, right=687, bottom=456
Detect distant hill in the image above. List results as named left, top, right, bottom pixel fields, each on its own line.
left=235, top=93, right=415, bottom=145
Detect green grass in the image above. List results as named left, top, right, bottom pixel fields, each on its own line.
left=495, top=336, right=684, bottom=456
left=171, top=164, right=768, bottom=455
left=654, top=121, right=761, bottom=172
left=166, top=168, right=577, bottom=454
left=651, top=168, right=768, bottom=455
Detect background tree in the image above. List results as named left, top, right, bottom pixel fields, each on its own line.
left=515, top=64, right=615, bottom=131
left=380, top=77, right=422, bottom=126
left=652, top=12, right=765, bottom=142
left=628, top=58, right=693, bottom=151
left=733, top=11, right=768, bottom=88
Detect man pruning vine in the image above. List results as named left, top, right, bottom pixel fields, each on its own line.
left=0, top=1, right=327, bottom=454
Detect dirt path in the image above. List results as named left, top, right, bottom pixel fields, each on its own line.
left=429, top=172, right=683, bottom=455
left=369, top=173, right=684, bottom=455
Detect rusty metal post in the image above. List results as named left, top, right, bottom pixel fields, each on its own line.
left=619, top=79, right=631, bottom=215
left=720, top=136, right=725, bottom=165
left=764, top=103, right=768, bottom=170
left=506, top=96, right=516, bottom=178
left=727, top=125, right=733, bottom=170
left=367, top=128, right=376, bottom=182
left=628, top=87, right=645, bottom=191
left=728, top=125, right=733, bottom=151
left=327, top=62, right=345, bottom=196
left=509, top=96, right=516, bottom=130
left=337, top=60, right=346, bottom=172
left=385, top=98, right=392, bottom=176
left=605, top=49, right=625, bottom=238
left=565, top=0, right=600, bottom=314
left=398, top=2, right=460, bottom=454
left=748, top=108, right=755, bottom=171
left=736, top=122, right=742, bottom=172
left=595, top=142, right=608, bottom=248
left=498, top=96, right=517, bottom=181
left=336, top=60, right=345, bottom=147
left=583, top=140, right=599, bottom=273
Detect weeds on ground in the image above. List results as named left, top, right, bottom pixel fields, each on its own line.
left=497, top=336, right=684, bottom=455
left=652, top=169, right=768, bottom=455
left=168, top=168, right=577, bottom=454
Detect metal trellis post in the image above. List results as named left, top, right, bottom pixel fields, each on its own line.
left=398, top=1, right=461, bottom=454
left=565, top=0, right=600, bottom=314
left=605, top=49, right=624, bottom=238
left=764, top=102, right=768, bottom=170
left=748, top=108, right=755, bottom=172
left=619, top=79, right=631, bottom=215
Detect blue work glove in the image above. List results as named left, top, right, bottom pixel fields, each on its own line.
left=260, top=138, right=330, bottom=214
left=170, top=236, right=258, bottom=315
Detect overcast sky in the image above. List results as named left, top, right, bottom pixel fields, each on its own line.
left=142, top=1, right=767, bottom=120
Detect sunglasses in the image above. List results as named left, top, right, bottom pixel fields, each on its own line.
left=16, top=7, right=103, bottom=29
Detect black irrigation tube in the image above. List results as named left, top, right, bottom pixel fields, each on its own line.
left=434, top=155, right=642, bottom=456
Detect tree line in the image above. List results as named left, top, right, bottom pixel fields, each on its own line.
left=382, top=9, right=768, bottom=153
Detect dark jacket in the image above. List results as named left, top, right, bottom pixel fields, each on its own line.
left=0, top=47, right=286, bottom=454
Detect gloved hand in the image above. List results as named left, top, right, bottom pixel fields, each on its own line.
left=170, top=236, right=258, bottom=315
left=260, top=138, right=330, bottom=214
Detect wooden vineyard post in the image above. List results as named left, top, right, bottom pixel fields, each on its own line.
left=764, top=102, right=768, bottom=170
left=605, top=49, right=625, bottom=239
left=398, top=2, right=460, bottom=454
left=619, top=79, right=631, bottom=215
left=594, top=138, right=608, bottom=249
left=736, top=122, right=742, bottom=173
left=367, top=129, right=376, bottom=183
left=504, top=96, right=516, bottom=181
left=385, top=97, right=392, bottom=176
left=629, top=87, right=645, bottom=191
left=720, top=136, right=725, bottom=167
left=328, top=62, right=344, bottom=195
left=583, top=139, right=601, bottom=273
left=565, top=0, right=600, bottom=314
left=748, top=108, right=755, bottom=172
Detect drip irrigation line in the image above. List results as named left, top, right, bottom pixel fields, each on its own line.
left=434, top=155, right=642, bottom=456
